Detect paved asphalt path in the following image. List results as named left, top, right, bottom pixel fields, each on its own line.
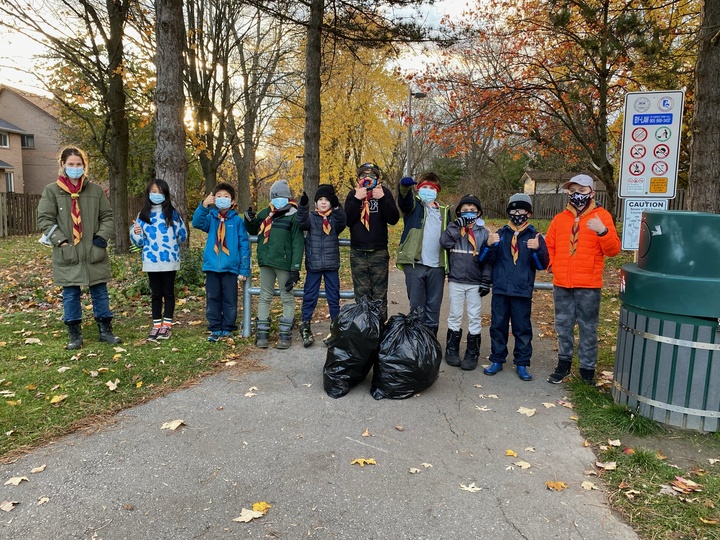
left=1, top=269, right=637, bottom=539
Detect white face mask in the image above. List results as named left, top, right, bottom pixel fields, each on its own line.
left=418, top=187, right=437, bottom=205
left=65, top=167, right=85, bottom=179
left=215, top=197, right=231, bottom=210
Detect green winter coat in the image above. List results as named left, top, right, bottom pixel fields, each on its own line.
left=37, top=180, right=115, bottom=287
left=245, top=205, right=304, bottom=271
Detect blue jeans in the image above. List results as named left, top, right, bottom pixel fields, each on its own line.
left=205, top=271, right=238, bottom=333
left=302, top=270, right=340, bottom=322
left=489, top=293, right=533, bottom=366
left=62, top=283, right=113, bottom=323
left=403, top=263, right=445, bottom=331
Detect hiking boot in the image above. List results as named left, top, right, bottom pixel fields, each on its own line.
left=579, top=368, right=596, bottom=385
left=445, top=328, right=462, bottom=366
left=276, top=317, right=294, bottom=349
left=460, top=333, right=481, bottom=371
left=516, top=365, right=532, bottom=381
left=483, top=362, right=503, bottom=375
left=300, top=321, right=314, bottom=348
left=147, top=326, right=161, bottom=342
left=66, top=321, right=83, bottom=350
left=547, top=361, right=572, bottom=384
left=157, top=326, right=172, bottom=340
left=255, top=318, right=270, bottom=348
left=97, top=318, right=122, bottom=344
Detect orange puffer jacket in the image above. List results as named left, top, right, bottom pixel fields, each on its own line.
left=545, top=205, right=621, bottom=289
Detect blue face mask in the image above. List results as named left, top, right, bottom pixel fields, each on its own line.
left=215, top=197, right=231, bottom=210
left=65, top=167, right=84, bottom=179
left=271, top=197, right=288, bottom=209
left=460, top=212, right=478, bottom=221
left=149, top=193, right=165, bottom=205
left=418, top=187, right=437, bottom=205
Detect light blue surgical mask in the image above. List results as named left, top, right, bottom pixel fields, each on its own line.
left=460, top=212, right=478, bottom=221
left=65, top=167, right=84, bottom=179
left=418, top=187, right=437, bottom=205
left=149, top=193, right=165, bottom=205
left=271, top=197, right=288, bottom=209
left=215, top=197, right=231, bottom=210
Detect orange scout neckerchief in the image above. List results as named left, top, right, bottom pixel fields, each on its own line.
left=507, top=220, right=530, bottom=265
left=459, top=224, right=477, bottom=256
left=56, top=176, right=84, bottom=245
left=258, top=205, right=276, bottom=244
left=318, top=208, right=332, bottom=235
left=215, top=210, right=230, bottom=255
left=566, top=199, right=596, bottom=256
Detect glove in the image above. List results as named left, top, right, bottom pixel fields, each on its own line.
left=300, top=191, right=309, bottom=206
left=244, top=206, right=256, bottom=221
left=478, top=278, right=491, bottom=297
left=454, top=216, right=469, bottom=228
left=285, top=270, right=300, bottom=292
left=92, top=235, right=108, bottom=249
left=400, top=176, right=416, bottom=187
left=330, top=194, right=339, bottom=208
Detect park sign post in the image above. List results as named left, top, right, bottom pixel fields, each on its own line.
left=618, top=90, right=683, bottom=251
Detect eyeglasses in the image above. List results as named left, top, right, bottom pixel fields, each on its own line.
left=509, top=209, right=528, bottom=216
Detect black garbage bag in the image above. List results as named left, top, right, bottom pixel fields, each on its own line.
left=323, top=297, right=382, bottom=398
left=371, top=307, right=442, bottom=400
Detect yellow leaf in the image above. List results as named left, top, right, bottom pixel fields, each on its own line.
left=136, top=381, right=142, bottom=388
left=6, top=400, right=21, bottom=406
left=4, top=476, right=29, bottom=486
left=252, top=501, right=271, bottom=514
left=350, top=458, right=376, bottom=467
left=233, top=508, right=264, bottom=522
left=361, top=428, right=371, bottom=437
left=30, top=464, right=46, bottom=474
left=517, top=407, right=536, bottom=417
left=17, top=356, right=27, bottom=360
left=50, top=394, right=67, bottom=404
left=545, top=481, right=568, bottom=491
left=459, top=482, right=481, bottom=492
left=25, top=384, right=36, bottom=390
left=112, top=353, right=122, bottom=361
left=699, top=517, right=719, bottom=525
left=161, top=419, right=185, bottom=431
left=569, top=415, right=579, bottom=420
left=505, top=449, right=518, bottom=457
left=0, top=342, right=7, bottom=346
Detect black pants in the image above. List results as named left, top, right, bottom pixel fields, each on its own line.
left=148, top=271, right=177, bottom=321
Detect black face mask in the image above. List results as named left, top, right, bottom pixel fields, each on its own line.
left=569, top=192, right=592, bottom=209
left=509, top=214, right=528, bottom=227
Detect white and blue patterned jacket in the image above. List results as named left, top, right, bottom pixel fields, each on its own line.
left=130, top=206, right=187, bottom=272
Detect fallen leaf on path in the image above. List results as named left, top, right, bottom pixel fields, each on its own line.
left=542, top=402, right=556, bottom=408
left=350, top=458, right=376, bottom=467
left=557, top=399, right=573, bottom=409
left=421, top=463, right=433, bottom=468
left=0, top=500, right=19, bottom=512
left=505, top=449, right=518, bottom=457
left=395, top=425, right=404, bottom=431
left=545, top=481, right=568, bottom=491
left=515, top=461, right=531, bottom=470
left=252, top=501, right=271, bottom=514
left=657, top=450, right=667, bottom=460
left=708, top=458, right=719, bottom=466
left=596, top=461, right=617, bottom=471
left=581, top=481, right=597, bottom=490
left=624, top=489, right=642, bottom=500
left=233, top=508, right=264, bottom=522
left=525, top=447, right=535, bottom=453
left=30, top=464, right=46, bottom=474
left=623, top=447, right=636, bottom=455
left=583, top=440, right=592, bottom=447
left=671, top=476, right=703, bottom=493
left=459, top=483, right=481, bottom=492
left=618, top=481, right=630, bottom=489
left=409, top=468, right=421, bottom=474
left=37, top=497, right=49, bottom=505
left=161, top=419, right=185, bottom=431
left=569, top=415, right=579, bottom=421
left=361, top=428, right=371, bottom=437
left=517, top=407, right=536, bottom=417
left=244, top=392, right=257, bottom=397
left=4, top=476, right=28, bottom=486
left=473, top=384, right=483, bottom=388
left=475, top=405, right=491, bottom=412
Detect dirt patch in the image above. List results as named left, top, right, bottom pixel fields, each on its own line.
left=619, top=429, right=720, bottom=472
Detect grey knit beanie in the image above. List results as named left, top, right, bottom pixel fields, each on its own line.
left=507, top=193, right=533, bottom=213
left=270, top=179, right=292, bottom=199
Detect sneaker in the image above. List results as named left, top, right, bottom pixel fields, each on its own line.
left=547, top=367, right=571, bottom=384
left=207, top=331, right=223, bottom=342
left=147, top=327, right=161, bottom=342
left=157, top=326, right=171, bottom=340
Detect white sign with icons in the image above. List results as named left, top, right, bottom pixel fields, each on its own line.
left=619, top=91, right=684, bottom=198
left=622, top=198, right=668, bottom=251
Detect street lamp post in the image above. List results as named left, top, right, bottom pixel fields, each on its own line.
left=405, top=89, right=427, bottom=177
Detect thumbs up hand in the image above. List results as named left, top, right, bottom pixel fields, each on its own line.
left=587, top=216, right=607, bottom=234
left=487, top=231, right=500, bottom=245
left=527, top=232, right=541, bottom=250
left=133, top=220, right=141, bottom=234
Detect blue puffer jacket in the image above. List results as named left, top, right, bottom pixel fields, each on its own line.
left=297, top=202, right=347, bottom=272
left=192, top=204, right=251, bottom=277
left=476, top=224, right=549, bottom=298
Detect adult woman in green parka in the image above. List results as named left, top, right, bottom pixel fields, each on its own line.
left=37, top=147, right=122, bottom=349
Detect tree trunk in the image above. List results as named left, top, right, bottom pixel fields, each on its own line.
left=155, top=0, right=188, bottom=226
left=688, top=0, right=720, bottom=214
left=303, top=0, right=323, bottom=196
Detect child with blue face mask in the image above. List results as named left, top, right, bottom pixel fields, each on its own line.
left=244, top=179, right=304, bottom=349
left=397, top=171, right=452, bottom=336
left=192, top=182, right=251, bottom=341
left=131, top=179, right=188, bottom=341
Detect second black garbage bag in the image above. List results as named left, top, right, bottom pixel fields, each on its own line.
left=371, top=307, right=442, bottom=400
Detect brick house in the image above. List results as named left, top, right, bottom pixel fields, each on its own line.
left=0, top=85, right=62, bottom=194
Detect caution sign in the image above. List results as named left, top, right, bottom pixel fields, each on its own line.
left=622, top=198, right=668, bottom=251
left=619, top=91, right=684, bottom=198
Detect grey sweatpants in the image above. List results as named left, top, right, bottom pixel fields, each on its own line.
left=553, top=286, right=601, bottom=370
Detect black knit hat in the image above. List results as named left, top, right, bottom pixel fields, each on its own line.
left=315, top=184, right=335, bottom=202
left=507, top=193, right=533, bottom=214
left=456, top=194, right=483, bottom=217
left=357, top=162, right=381, bottom=179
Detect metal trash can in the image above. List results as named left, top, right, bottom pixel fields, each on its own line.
left=613, top=210, right=720, bottom=432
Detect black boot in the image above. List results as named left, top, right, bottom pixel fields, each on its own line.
left=97, top=318, right=122, bottom=344
left=445, top=328, right=462, bottom=366
left=300, top=320, right=314, bottom=348
left=255, top=318, right=270, bottom=348
left=276, top=317, right=294, bottom=349
left=579, top=368, right=596, bottom=385
left=460, top=333, right=481, bottom=371
left=547, top=360, right=572, bottom=384
left=66, top=321, right=83, bottom=350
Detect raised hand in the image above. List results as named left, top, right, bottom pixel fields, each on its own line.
left=527, top=232, right=541, bottom=250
